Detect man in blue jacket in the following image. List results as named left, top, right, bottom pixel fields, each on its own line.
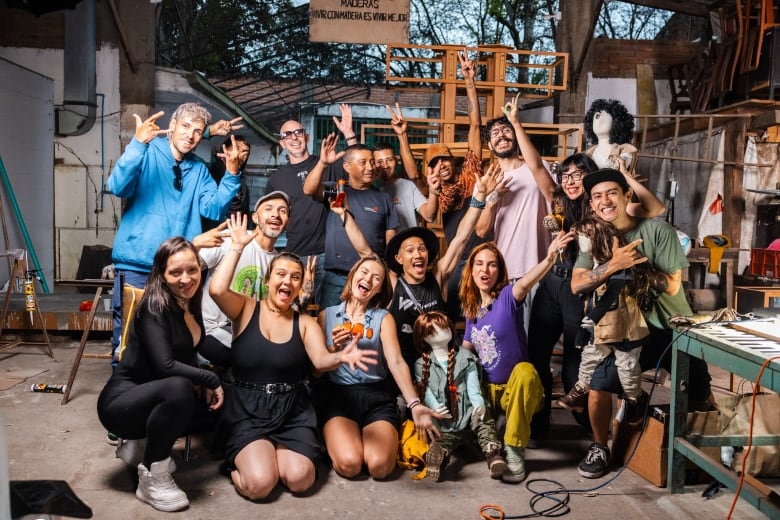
left=107, top=102, right=242, bottom=366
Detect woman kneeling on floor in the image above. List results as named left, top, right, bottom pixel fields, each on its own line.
left=208, top=214, right=377, bottom=501
left=97, top=237, right=224, bottom=512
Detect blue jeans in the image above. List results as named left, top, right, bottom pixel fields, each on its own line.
left=111, top=269, right=149, bottom=366
left=321, top=270, right=348, bottom=310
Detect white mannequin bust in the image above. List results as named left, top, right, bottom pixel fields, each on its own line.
left=585, top=105, right=638, bottom=174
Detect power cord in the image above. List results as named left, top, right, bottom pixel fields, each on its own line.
left=477, top=315, right=743, bottom=519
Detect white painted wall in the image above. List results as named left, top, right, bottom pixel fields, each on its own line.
left=0, top=58, right=55, bottom=290
left=0, top=45, right=122, bottom=281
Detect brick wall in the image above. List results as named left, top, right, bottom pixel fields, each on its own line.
left=589, top=38, right=701, bottom=79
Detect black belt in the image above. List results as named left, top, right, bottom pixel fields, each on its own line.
left=225, top=377, right=301, bottom=393
left=326, top=268, right=350, bottom=276
left=552, top=264, right=571, bottom=278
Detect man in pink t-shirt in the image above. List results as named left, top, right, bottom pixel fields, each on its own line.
left=477, top=97, right=556, bottom=329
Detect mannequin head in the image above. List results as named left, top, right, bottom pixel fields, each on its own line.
left=413, top=311, right=457, bottom=355
left=584, top=99, right=634, bottom=146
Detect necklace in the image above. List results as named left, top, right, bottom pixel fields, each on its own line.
left=475, top=298, right=495, bottom=321
left=264, top=299, right=290, bottom=316
left=175, top=296, right=189, bottom=310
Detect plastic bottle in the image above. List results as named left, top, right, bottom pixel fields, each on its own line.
left=30, top=383, right=67, bottom=394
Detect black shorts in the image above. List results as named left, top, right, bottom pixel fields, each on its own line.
left=314, top=380, right=400, bottom=430
left=589, top=326, right=712, bottom=402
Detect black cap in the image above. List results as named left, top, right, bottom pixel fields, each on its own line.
left=384, top=227, right=440, bottom=274
left=582, top=168, right=630, bottom=195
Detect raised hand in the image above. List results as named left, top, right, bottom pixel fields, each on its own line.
left=332, top=103, right=354, bottom=137
left=610, top=237, right=648, bottom=270
left=473, top=161, right=504, bottom=197
left=209, top=117, right=244, bottom=137
left=501, top=92, right=523, bottom=123
left=386, top=103, right=408, bottom=135
left=319, top=132, right=346, bottom=166
left=133, top=111, right=167, bottom=144
left=226, top=212, right=257, bottom=248
left=457, top=47, right=476, bottom=82
left=426, top=166, right=442, bottom=194
left=192, top=220, right=227, bottom=251
left=338, top=332, right=379, bottom=372
left=216, top=134, right=242, bottom=174
left=302, top=255, right=316, bottom=300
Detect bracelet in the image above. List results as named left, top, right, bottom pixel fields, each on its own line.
left=469, top=197, right=486, bottom=209
left=229, top=247, right=243, bottom=254
left=344, top=134, right=356, bottom=141
left=406, top=398, right=421, bottom=410
left=431, top=188, right=442, bottom=196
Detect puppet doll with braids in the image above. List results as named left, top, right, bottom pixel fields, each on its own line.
left=413, top=311, right=506, bottom=482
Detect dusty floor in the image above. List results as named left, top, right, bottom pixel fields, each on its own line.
left=0, top=336, right=775, bottom=520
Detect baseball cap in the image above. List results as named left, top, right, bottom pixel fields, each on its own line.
left=582, top=168, right=630, bottom=195
left=253, top=190, right=291, bottom=212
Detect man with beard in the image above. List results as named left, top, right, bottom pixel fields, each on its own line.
left=199, top=191, right=291, bottom=349
left=265, top=108, right=355, bottom=307
left=477, top=95, right=556, bottom=332
left=107, top=103, right=244, bottom=364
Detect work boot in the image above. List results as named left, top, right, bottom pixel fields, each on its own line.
left=136, top=458, right=189, bottom=512
left=425, top=441, right=448, bottom=482
left=557, top=383, right=589, bottom=413
left=502, top=445, right=526, bottom=483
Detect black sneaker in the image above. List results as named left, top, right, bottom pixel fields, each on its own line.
left=578, top=442, right=610, bottom=478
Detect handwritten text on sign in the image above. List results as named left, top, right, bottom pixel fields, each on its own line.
left=309, top=0, right=410, bottom=44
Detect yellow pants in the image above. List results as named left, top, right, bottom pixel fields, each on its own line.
left=486, top=362, right=544, bottom=448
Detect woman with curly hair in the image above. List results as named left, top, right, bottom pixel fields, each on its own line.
left=412, top=311, right=506, bottom=482
left=459, top=231, right=574, bottom=483
left=583, top=98, right=638, bottom=174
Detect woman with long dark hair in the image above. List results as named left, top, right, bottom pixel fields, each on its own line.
left=97, top=237, right=224, bottom=512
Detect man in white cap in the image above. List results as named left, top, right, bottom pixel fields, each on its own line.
left=199, top=191, right=292, bottom=350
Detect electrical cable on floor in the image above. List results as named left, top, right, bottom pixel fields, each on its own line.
left=726, top=353, right=780, bottom=520
left=477, top=314, right=759, bottom=519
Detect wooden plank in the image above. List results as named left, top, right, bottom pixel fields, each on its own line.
left=730, top=320, right=780, bottom=342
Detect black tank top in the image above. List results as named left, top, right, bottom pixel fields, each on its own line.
left=388, top=272, right=444, bottom=371
left=230, top=303, right=309, bottom=384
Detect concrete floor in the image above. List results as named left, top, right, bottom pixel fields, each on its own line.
left=0, top=337, right=774, bottom=520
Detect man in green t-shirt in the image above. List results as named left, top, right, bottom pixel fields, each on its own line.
left=570, top=168, right=712, bottom=479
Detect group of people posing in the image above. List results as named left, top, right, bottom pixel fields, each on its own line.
left=96, top=51, right=712, bottom=513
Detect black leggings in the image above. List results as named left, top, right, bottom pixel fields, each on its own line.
left=527, top=270, right=586, bottom=434
left=97, top=376, right=217, bottom=467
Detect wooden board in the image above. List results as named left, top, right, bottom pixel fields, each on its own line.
left=729, top=319, right=780, bottom=342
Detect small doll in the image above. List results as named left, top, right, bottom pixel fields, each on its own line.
left=413, top=311, right=506, bottom=482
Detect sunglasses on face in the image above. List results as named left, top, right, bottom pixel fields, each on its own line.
left=279, top=128, right=306, bottom=140
left=173, top=164, right=183, bottom=191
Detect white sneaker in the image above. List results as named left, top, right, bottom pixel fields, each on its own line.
left=502, top=445, right=526, bottom=483
left=117, top=439, right=176, bottom=472
left=136, top=458, right=189, bottom=512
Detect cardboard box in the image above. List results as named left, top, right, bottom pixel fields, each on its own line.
left=617, top=405, right=721, bottom=487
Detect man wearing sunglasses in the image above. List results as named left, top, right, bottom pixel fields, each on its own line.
left=106, top=102, right=244, bottom=366
left=265, top=108, right=357, bottom=308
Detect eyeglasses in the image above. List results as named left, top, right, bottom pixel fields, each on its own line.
left=560, top=169, right=585, bottom=183
left=279, top=128, right=306, bottom=140
left=488, top=126, right=514, bottom=139
left=173, top=164, right=183, bottom=191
